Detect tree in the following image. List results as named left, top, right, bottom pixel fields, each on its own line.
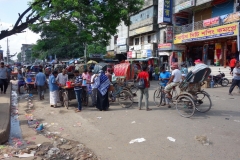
left=17, top=52, right=22, bottom=62
left=0, top=0, right=144, bottom=53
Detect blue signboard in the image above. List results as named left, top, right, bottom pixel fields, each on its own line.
left=147, top=50, right=152, bottom=57
left=158, top=0, right=172, bottom=24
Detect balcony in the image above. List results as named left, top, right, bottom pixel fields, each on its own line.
left=130, top=17, right=157, bottom=31
left=173, top=11, right=240, bottom=34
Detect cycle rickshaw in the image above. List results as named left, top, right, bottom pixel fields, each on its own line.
left=155, top=67, right=212, bottom=118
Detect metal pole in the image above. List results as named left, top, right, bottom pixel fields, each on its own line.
left=84, top=43, right=87, bottom=64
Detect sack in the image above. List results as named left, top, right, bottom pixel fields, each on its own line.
left=108, top=84, right=114, bottom=92
left=138, top=78, right=145, bottom=89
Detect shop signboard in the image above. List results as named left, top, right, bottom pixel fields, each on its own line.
left=203, top=17, right=220, bottom=27
left=119, top=45, right=127, bottom=52
left=175, top=0, right=195, bottom=13
left=117, top=37, right=126, bottom=46
left=159, top=52, right=170, bottom=56
left=221, top=12, right=240, bottom=25
left=0, top=50, right=3, bottom=61
left=158, top=0, right=172, bottom=24
left=166, top=26, right=173, bottom=42
left=144, top=44, right=152, bottom=50
left=174, top=23, right=239, bottom=44
left=158, top=43, right=172, bottom=50
left=141, top=49, right=152, bottom=58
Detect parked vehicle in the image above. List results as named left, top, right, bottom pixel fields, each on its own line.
left=209, top=68, right=229, bottom=87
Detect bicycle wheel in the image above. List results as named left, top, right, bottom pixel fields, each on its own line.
left=63, top=92, right=69, bottom=109
left=117, top=90, right=133, bottom=108
left=176, top=95, right=195, bottom=118
left=130, top=86, right=138, bottom=94
left=153, top=89, right=162, bottom=107
left=195, top=91, right=212, bottom=113
left=59, top=90, right=64, bottom=106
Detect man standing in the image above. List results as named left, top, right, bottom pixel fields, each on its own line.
left=229, top=56, right=237, bottom=75
left=73, top=70, right=82, bottom=112
left=6, top=65, right=12, bottom=83
left=164, top=63, right=182, bottom=106
left=0, top=62, right=8, bottom=94
left=35, top=69, right=47, bottom=100
left=105, top=68, right=112, bottom=82
left=49, top=71, right=59, bottom=108
left=21, top=66, right=26, bottom=77
left=56, top=69, right=68, bottom=86
left=90, top=71, right=98, bottom=107
left=136, top=64, right=151, bottom=111
left=229, top=62, right=240, bottom=95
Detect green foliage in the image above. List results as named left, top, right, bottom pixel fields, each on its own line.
left=17, top=53, right=22, bottom=62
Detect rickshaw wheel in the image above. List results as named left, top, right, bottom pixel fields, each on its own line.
left=63, top=92, right=69, bottom=109
left=117, top=90, right=133, bottom=108
left=59, top=90, right=64, bottom=106
left=176, top=95, right=195, bottom=118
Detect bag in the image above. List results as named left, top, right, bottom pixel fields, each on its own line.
left=138, top=78, right=145, bottom=89
left=108, top=84, right=114, bottom=92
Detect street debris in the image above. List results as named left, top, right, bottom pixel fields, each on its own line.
left=234, top=120, right=240, bottom=123
left=195, top=135, right=210, bottom=145
left=129, top=138, right=146, bottom=144
left=131, top=121, right=136, bottom=124
left=225, top=118, right=230, bottom=120
left=96, top=117, right=102, bottom=119
left=167, top=137, right=176, bottom=142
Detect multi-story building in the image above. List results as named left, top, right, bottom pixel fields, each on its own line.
left=21, top=44, right=34, bottom=64
left=128, top=0, right=159, bottom=62
left=170, top=0, right=239, bottom=67
left=106, top=21, right=128, bottom=62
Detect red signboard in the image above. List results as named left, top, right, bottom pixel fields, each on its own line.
left=203, top=17, right=220, bottom=27
left=127, top=51, right=132, bottom=58
left=166, top=26, right=173, bottom=42
left=158, top=43, right=172, bottom=49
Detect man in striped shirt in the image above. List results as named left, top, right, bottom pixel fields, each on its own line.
left=73, top=70, right=83, bottom=112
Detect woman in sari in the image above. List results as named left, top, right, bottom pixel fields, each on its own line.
left=95, top=70, right=111, bottom=111
left=49, top=71, right=59, bottom=108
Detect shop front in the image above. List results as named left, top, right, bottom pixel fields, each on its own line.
left=158, top=43, right=186, bottom=68
left=174, top=22, right=239, bottom=67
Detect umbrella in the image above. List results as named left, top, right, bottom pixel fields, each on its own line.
left=87, top=60, right=97, bottom=64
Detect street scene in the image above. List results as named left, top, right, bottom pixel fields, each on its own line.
left=1, top=0, right=240, bottom=159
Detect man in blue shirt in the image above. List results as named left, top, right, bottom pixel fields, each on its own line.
left=49, top=71, right=59, bottom=108
left=159, top=67, right=171, bottom=106
left=35, top=68, right=47, bottom=100
left=73, top=70, right=82, bottom=112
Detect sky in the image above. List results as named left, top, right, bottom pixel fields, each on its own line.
left=0, top=0, right=40, bottom=60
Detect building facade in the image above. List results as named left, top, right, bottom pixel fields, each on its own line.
left=128, top=0, right=159, bottom=61
left=171, top=0, right=239, bottom=67
left=21, top=44, right=34, bottom=64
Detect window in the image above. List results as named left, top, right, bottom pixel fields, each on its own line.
left=148, top=35, right=151, bottom=43
left=141, top=37, right=144, bottom=44
left=135, top=38, right=139, bottom=45
left=114, top=35, right=118, bottom=44
left=163, top=31, right=167, bottom=43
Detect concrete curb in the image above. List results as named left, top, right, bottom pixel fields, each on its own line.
left=0, top=83, right=11, bottom=144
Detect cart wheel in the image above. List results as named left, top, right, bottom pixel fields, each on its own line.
left=59, top=90, right=64, bottom=106
left=63, top=92, right=69, bottom=109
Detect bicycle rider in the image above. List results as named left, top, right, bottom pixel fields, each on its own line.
left=164, top=63, right=182, bottom=102
left=159, top=66, right=171, bottom=107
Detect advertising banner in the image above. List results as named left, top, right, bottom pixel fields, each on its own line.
left=0, top=50, right=3, bottom=61
left=117, top=37, right=126, bottom=46
left=221, top=12, right=240, bottom=25
left=158, top=43, right=172, bottom=50
left=158, top=0, right=172, bottom=24
left=203, top=17, right=220, bottom=27
left=174, top=23, right=238, bottom=44
left=166, top=26, right=173, bottom=42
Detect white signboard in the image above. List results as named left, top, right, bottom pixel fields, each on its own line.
left=117, top=37, right=126, bottom=46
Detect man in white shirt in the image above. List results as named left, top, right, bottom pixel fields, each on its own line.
left=56, top=69, right=68, bottom=86
left=164, top=63, right=182, bottom=106
left=90, top=71, right=98, bottom=107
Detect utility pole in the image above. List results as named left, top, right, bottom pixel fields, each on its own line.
left=6, top=38, right=10, bottom=64
left=84, top=43, right=87, bottom=64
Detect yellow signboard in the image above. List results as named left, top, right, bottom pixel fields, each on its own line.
left=174, top=23, right=238, bottom=44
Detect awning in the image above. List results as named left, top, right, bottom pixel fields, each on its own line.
left=159, top=52, right=170, bottom=56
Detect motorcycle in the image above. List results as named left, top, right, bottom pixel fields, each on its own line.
left=209, top=68, right=229, bottom=87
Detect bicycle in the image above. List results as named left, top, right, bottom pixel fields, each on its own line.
left=112, top=82, right=134, bottom=108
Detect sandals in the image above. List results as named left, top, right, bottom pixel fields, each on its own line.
left=75, top=109, right=81, bottom=112
left=146, top=108, right=152, bottom=111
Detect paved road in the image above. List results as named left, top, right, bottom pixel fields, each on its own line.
left=18, top=81, right=240, bottom=160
